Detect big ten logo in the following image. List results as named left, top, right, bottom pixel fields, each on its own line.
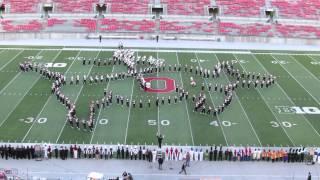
left=44, top=63, right=67, bottom=68
left=275, top=106, right=320, bottom=115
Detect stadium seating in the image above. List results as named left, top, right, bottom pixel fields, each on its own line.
left=73, top=18, right=97, bottom=32
left=4, top=0, right=41, bottom=13
left=54, top=0, right=99, bottom=13
left=160, top=21, right=214, bottom=34
left=216, top=0, right=265, bottom=17
left=47, top=18, right=67, bottom=27
left=0, top=19, right=43, bottom=32
left=275, top=24, right=320, bottom=38
left=270, top=0, right=320, bottom=20
left=99, top=19, right=155, bottom=32
left=107, top=0, right=149, bottom=14
left=218, top=22, right=273, bottom=36
left=161, top=0, right=210, bottom=16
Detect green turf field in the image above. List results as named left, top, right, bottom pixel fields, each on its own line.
left=0, top=46, right=320, bottom=147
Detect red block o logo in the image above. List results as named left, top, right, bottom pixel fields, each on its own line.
left=144, top=77, right=176, bottom=93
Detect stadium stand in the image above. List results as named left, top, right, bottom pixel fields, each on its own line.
left=161, top=0, right=211, bottom=16
left=74, top=18, right=97, bottom=32
left=216, top=0, right=265, bottom=17
left=275, top=23, right=320, bottom=38
left=100, top=19, right=155, bottom=33
left=54, top=0, right=98, bottom=13
left=0, top=0, right=319, bottom=43
left=3, top=0, right=41, bottom=13
left=270, top=0, right=320, bottom=20
left=108, top=0, right=150, bottom=14
left=0, top=19, right=43, bottom=32
left=160, top=21, right=214, bottom=34
left=218, top=22, right=273, bottom=37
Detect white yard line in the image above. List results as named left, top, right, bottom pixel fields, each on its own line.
left=90, top=65, right=115, bottom=144
left=232, top=54, right=294, bottom=146
left=258, top=55, right=320, bottom=138
left=55, top=50, right=97, bottom=143
left=0, top=50, right=44, bottom=129
left=21, top=50, right=63, bottom=142
left=124, top=78, right=135, bottom=145
left=262, top=56, right=320, bottom=140
left=194, top=53, right=229, bottom=146
left=124, top=52, right=137, bottom=145
left=220, top=54, right=262, bottom=146
left=272, top=55, right=320, bottom=106
left=307, top=54, right=320, bottom=62
left=124, top=51, right=139, bottom=144
left=289, top=55, right=320, bottom=86
left=0, top=50, right=24, bottom=72
left=175, top=51, right=195, bottom=146
left=156, top=51, right=160, bottom=134
left=0, top=72, right=22, bottom=95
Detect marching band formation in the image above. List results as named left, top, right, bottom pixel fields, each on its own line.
left=19, top=46, right=276, bottom=133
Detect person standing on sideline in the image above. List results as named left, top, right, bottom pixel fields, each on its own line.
left=186, top=151, right=191, bottom=167
left=179, top=161, right=187, bottom=175
left=158, top=156, right=163, bottom=170
left=157, top=133, right=164, bottom=149
left=308, top=172, right=312, bottom=180
left=99, top=35, right=102, bottom=43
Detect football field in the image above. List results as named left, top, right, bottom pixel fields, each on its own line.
left=0, top=46, right=320, bottom=147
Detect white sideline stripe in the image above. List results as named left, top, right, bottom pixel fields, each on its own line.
left=252, top=54, right=320, bottom=139
left=0, top=50, right=44, bottom=129
left=176, top=51, right=195, bottom=146
left=232, top=54, right=290, bottom=146
left=124, top=52, right=137, bottom=144
left=90, top=65, right=115, bottom=144
left=194, top=53, right=229, bottom=146
left=21, top=50, right=63, bottom=142
left=55, top=50, right=99, bottom=143
left=0, top=50, right=24, bottom=72
left=1, top=47, right=320, bottom=56
left=27, top=171, right=320, bottom=178
left=219, top=53, right=262, bottom=147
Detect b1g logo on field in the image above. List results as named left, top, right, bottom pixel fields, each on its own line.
left=44, top=63, right=67, bottom=68
left=275, top=106, right=320, bottom=115
left=144, top=77, right=175, bottom=93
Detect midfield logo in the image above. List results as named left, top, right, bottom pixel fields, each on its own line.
left=275, top=106, right=320, bottom=114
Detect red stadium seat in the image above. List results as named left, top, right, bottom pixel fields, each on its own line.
left=271, top=0, right=320, bottom=20
left=99, top=18, right=155, bottom=32
left=161, top=0, right=210, bottom=16
left=216, top=0, right=264, bottom=17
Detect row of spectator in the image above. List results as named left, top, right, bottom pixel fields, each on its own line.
left=1, top=144, right=320, bottom=164
left=2, top=0, right=320, bottom=19
left=2, top=19, right=320, bottom=39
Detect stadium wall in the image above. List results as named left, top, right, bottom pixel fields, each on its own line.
left=1, top=32, right=319, bottom=46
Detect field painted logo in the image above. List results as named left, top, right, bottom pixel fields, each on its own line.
left=271, top=60, right=290, bottom=64
left=24, top=56, right=43, bottom=60
left=275, top=106, right=320, bottom=114
left=144, top=77, right=175, bottom=93
left=44, top=63, right=67, bottom=68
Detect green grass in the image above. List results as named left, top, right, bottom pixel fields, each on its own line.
left=0, top=47, right=320, bottom=147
